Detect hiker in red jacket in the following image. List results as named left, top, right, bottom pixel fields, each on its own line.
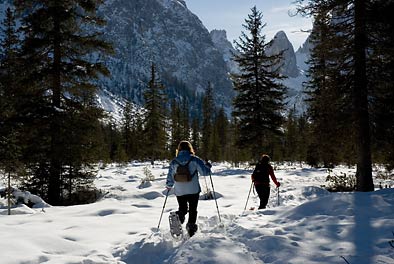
left=251, top=154, right=280, bottom=209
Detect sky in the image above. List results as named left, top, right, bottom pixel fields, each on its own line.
left=186, top=0, right=313, bottom=50
left=1, top=162, right=393, bottom=263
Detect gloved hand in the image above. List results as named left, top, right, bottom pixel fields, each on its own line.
left=276, top=182, right=281, bottom=188
left=205, top=159, right=212, bottom=168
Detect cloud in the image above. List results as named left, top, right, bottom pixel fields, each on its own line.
left=270, top=6, right=291, bottom=14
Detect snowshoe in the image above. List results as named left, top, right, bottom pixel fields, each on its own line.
left=186, top=223, right=198, bottom=237
left=169, top=212, right=183, bottom=239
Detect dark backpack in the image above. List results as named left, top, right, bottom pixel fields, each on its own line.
left=174, top=158, right=196, bottom=182
left=252, top=162, right=270, bottom=183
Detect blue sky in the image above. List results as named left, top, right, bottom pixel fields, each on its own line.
left=185, top=0, right=312, bottom=49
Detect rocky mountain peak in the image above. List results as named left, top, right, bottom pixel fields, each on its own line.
left=266, top=31, right=299, bottom=78
left=210, top=29, right=239, bottom=74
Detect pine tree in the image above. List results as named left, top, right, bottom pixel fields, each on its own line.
left=180, top=99, right=190, bottom=141
left=232, top=6, right=286, bottom=160
left=283, top=108, right=299, bottom=162
left=213, top=107, right=229, bottom=161
left=210, top=116, right=220, bottom=161
left=15, top=0, right=112, bottom=204
left=190, top=117, right=201, bottom=153
left=368, top=0, right=394, bottom=171
left=298, top=0, right=375, bottom=189
left=0, top=7, right=22, bottom=178
left=170, top=99, right=182, bottom=155
left=122, top=101, right=134, bottom=160
left=297, top=0, right=377, bottom=190
left=303, top=3, right=354, bottom=166
left=143, top=63, right=167, bottom=160
left=201, top=82, right=215, bottom=159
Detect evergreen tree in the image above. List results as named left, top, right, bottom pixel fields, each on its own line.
left=213, top=107, right=229, bottom=161
left=122, top=101, right=134, bottom=160
left=296, top=114, right=310, bottom=163
left=201, top=82, right=215, bottom=159
left=303, top=3, right=354, bottom=166
left=131, top=112, right=145, bottom=160
left=297, top=0, right=374, bottom=190
left=180, top=99, right=190, bottom=141
left=368, top=0, right=394, bottom=170
left=0, top=7, right=22, bottom=181
left=283, top=108, right=299, bottom=162
left=190, top=117, right=201, bottom=153
left=232, top=6, right=286, bottom=160
left=15, top=0, right=112, bottom=204
left=170, top=99, right=182, bottom=155
left=143, top=63, right=167, bottom=160
left=210, top=115, right=220, bottom=161
left=228, top=116, right=249, bottom=166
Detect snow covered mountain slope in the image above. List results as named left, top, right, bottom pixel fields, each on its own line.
left=98, top=0, right=234, bottom=108
left=1, top=0, right=312, bottom=116
left=0, top=162, right=393, bottom=263
left=210, top=29, right=239, bottom=74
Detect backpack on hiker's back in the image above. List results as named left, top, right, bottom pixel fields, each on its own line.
left=174, top=158, right=196, bottom=182
left=252, top=162, right=270, bottom=184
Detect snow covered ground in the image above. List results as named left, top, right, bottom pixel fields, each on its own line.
left=0, top=162, right=393, bottom=264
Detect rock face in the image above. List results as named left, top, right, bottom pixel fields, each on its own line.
left=210, top=29, right=239, bottom=74
left=283, top=34, right=313, bottom=115
left=295, top=34, right=313, bottom=74
left=98, top=0, right=234, bottom=108
left=266, top=31, right=299, bottom=78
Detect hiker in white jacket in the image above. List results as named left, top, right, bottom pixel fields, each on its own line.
left=166, top=141, right=211, bottom=236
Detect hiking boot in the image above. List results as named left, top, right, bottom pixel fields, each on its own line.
left=186, top=223, right=198, bottom=237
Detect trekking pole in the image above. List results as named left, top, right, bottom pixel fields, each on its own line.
left=157, top=189, right=170, bottom=229
left=208, top=171, right=222, bottom=223
left=243, top=182, right=253, bottom=212
left=277, top=186, right=280, bottom=206
left=203, top=174, right=211, bottom=199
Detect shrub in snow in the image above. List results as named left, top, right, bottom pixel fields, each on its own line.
left=68, top=187, right=104, bottom=205
left=143, top=167, right=155, bottom=182
left=137, top=167, right=155, bottom=189
left=0, top=187, right=50, bottom=208
left=375, top=169, right=394, bottom=183
left=325, top=169, right=356, bottom=192
left=200, top=186, right=214, bottom=200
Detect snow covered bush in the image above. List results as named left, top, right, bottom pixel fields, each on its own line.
left=138, top=167, right=155, bottom=188
left=325, top=169, right=356, bottom=192
left=0, top=187, right=50, bottom=208
left=142, top=167, right=155, bottom=182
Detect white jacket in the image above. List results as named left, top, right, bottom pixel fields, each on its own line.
left=166, top=150, right=211, bottom=196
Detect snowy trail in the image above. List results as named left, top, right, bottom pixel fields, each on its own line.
left=1, top=162, right=393, bottom=264
left=116, top=215, right=260, bottom=264
left=114, top=188, right=394, bottom=264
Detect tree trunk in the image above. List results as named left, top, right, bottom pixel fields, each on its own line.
left=8, top=172, right=11, bottom=215
left=354, top=0, right=374, bottom=191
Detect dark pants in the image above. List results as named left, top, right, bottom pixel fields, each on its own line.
left=255, top=184, right=270, bottom=209
left=176, top=193, right=199, bottom=224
